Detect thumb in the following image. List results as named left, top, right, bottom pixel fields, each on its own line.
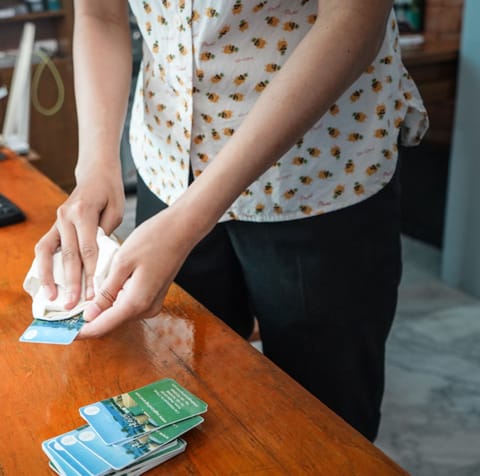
left=83, top=261, right=130, bottom=322
left=83, top=287, right=117, bottom=321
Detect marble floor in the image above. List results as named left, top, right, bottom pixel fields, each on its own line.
left=115, top=195, right=480, bottom=476
left=376, top=237, right=480, bottom=476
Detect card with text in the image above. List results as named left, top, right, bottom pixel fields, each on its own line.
left=79, top=379, right=207, bottom=446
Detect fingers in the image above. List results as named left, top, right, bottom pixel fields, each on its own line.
left=79, top=298, right=132, bottom=339
left=34, top=170, right=125, bottom=313
left=34, top=226, right=61, bottom=300
left=56, top=199, right=103, bottom=306
left=82, top=253, right=132, bottom=323
left=76, top=219, right=99, bottom=300
left=79, top=277, right=135, bottom=339
left=99, top=200, right=125, bottom=236
left=78, top=269, right=168, bottom=340
left=55, top=216, right=82, bottom=309
left=82, top=284, right=120, bottom=324
left=75, top=210, right=188, bottom=340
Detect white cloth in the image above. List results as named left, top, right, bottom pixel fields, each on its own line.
left=23, top=228, right=120, bottom=320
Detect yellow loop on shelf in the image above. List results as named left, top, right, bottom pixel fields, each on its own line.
left=31, top=49, right=65, bottom=116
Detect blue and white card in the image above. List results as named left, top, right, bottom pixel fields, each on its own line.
left=77, top=416, right=202, bottom=470
left=41, top=379, right=202, bottom=474
left=52, top=430, right=112, bottom=476
left=43, top=437, right=187, bottom=476
left=42, top=439, right=86, bottom=476
left=119, top=439, right=187, bottom=475
left=19, top=314, right=85, bottom=345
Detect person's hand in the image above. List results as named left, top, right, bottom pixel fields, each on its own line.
left=78, top=205, right=197, bottom=338
left=34, top=162, right=125, bottom=309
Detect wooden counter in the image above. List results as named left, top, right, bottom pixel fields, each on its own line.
left=0, top=150, right=409, bottom=475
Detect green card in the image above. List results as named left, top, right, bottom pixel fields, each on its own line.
left=79, top=378, right=207, bottom=445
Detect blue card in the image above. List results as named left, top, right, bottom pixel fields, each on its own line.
left=114, top=439, right=187, bottom=475
left=52, top=430, right=112, bottom=476
left=19, top=314, right=85, bottom=345
left=77, top=416, right=202, bottom=470
left=42, top=439, right=86, bottom=476
left=43, top=437, right=187, bottom=476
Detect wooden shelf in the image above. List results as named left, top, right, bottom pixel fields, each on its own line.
left=402, top=42, right=459, bottom=67
left=0, top=9, right=65, bottom=25
left=401, top=41, right=459, bottom=145
left=0, top=0, right=77, bottom=192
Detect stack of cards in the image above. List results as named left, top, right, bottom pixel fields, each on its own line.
left=42, top=378, right=208, bottom=475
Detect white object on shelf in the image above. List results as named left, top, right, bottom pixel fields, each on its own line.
left=399, top=33, right=425, bottom=48
left=0, top=22, right=36, bottom=155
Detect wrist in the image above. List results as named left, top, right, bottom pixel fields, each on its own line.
left=164, top=198, right=217, bottom=252
left=75, top=151, right=122, bottom=184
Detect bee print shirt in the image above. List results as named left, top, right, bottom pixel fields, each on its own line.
left=128, top=0, right=428, bottom=222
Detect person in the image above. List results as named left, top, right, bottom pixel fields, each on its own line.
left=34, top=0, right=427, bottom=441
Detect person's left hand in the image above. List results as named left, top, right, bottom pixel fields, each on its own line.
left=77, top=206, right=197, bottom=338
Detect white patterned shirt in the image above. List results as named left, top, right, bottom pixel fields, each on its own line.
left=128, top=0, right=428, bottom=222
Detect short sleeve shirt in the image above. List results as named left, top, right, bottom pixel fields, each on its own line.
left=128, top=0, right=428, bottom=222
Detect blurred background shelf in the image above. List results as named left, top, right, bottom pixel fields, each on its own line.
left=0, top=0, right=77, bottom=192
left=0, top=9, right=65, bottom=25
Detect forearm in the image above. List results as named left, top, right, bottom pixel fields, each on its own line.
left=171, top=2, right=393, bottom=241
left=73, top=0, right=132, bottom=178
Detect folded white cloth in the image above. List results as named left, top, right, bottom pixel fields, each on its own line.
left=23, top=227, right=120, bottom=320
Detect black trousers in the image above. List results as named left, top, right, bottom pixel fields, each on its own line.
left=136, top=172, right=402, bottom=441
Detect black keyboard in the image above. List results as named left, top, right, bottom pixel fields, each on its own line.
left=0, top=193, right=26, bottom=227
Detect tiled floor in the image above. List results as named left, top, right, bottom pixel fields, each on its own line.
left=116, top=195, right=480, bottom=476
left=376, top=236, right=480, bottom=476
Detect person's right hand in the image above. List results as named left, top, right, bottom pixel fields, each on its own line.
left=34, top=161, right=125, bottom=310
